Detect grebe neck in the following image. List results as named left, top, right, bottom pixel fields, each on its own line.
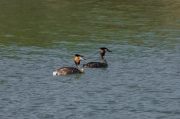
left=102, top=57, right=107, bottom=64
left=76, top=65, right=84, bottom=72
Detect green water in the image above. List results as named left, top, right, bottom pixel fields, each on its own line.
left=1, top=0, right=179, bottom=48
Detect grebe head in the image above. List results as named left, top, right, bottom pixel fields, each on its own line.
left=74, top=54, right=87, bottom=66
left=100, top=47, right=112, bottom=57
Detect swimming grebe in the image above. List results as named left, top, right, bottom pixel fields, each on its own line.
left=83, top=47, right=111, bottom=68
left=53, top=54, right=87, bottom=75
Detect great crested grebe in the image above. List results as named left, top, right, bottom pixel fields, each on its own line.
left=83, top=47, right=111, bottom=68
left=53, top=54, right=87, bottom=75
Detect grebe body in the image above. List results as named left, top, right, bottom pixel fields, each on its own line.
left=53, top=54, right=87, bottom=75
left=83, top=62, right=107, bottom=68
left=53, top=67, right=82, bottom=75
left=83, top=47, right=111, bottom=68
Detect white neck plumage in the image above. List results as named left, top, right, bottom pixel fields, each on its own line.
left=76, top=65, right=84, bottom=72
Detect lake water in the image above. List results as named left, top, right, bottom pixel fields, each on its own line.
left=0, top=0, right=180, bottom=119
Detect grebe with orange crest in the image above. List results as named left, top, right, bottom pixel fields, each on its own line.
left=83, top=47, right=111, bottom=68
left=53, top=54, right=87, bottom=75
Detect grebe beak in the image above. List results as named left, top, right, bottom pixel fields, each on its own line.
left=100, top=47, right=112, bottom=52
left=105, top=48, right=112, bottom=52
left=80, top=56, right=88, bottom=60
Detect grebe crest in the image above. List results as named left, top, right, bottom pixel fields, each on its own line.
left=53, top=54, right=87, bottom=75
left=83, top=47, right=111, bottom=68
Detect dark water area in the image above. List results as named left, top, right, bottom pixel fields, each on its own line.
left=0, top=0, right=180, bottom=119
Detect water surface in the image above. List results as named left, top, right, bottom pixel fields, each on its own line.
left=0, top=0, right=180, bottom=119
